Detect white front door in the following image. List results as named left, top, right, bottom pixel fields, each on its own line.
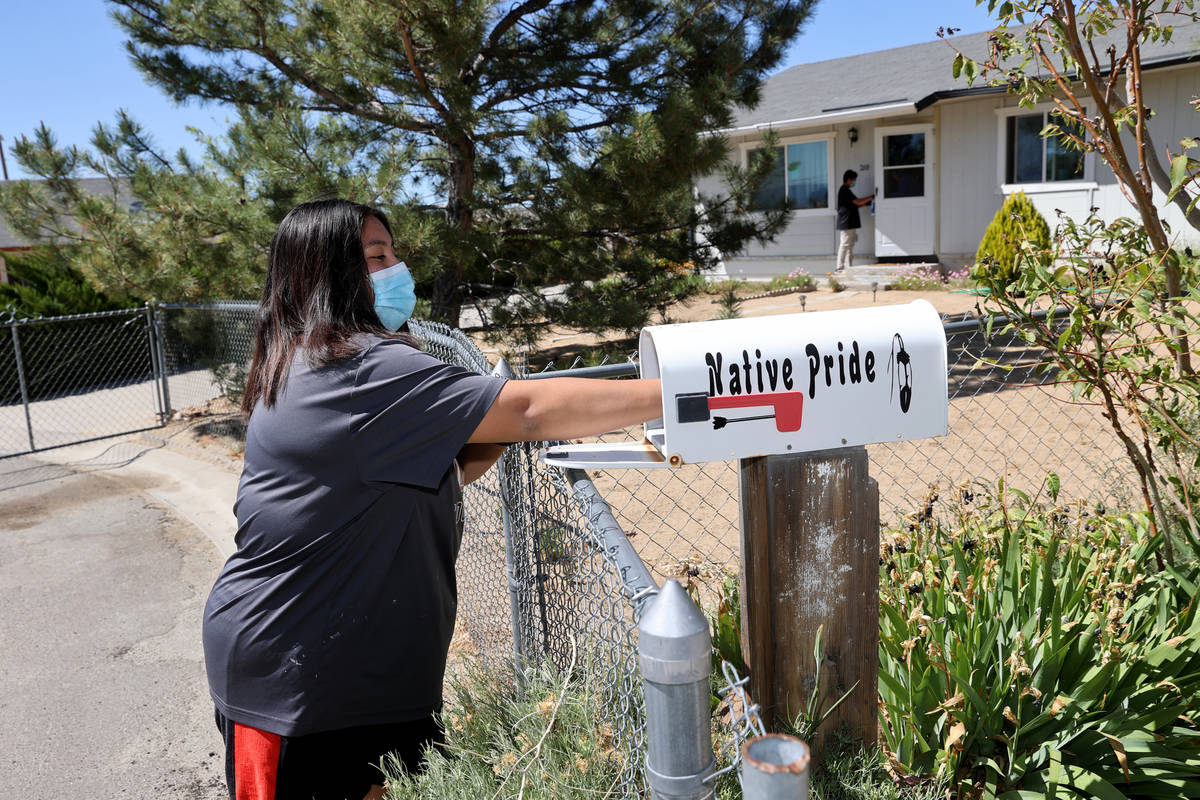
left=874, top=124, right=935, bottom=258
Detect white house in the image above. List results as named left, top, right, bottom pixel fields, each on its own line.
left=699, top=22, right=1200, bottom=279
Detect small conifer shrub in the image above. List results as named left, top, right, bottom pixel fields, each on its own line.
left=972, top=191, right=1051, bottom=287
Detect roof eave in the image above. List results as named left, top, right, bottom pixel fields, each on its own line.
left=914, top=50, right=1200, bottom=111
left=914, top=85, right=1006, bottom=111
left=711, top=101, right=919, bottom=137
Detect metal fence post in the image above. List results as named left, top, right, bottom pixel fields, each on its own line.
left=738, top=735, right=810, bottom=800
left=9, top=322, right=35, bottom=451
left=492, top=358, right=526, bottom=669
left=151, top=304, right=172, bottom=420
left=639, top=578, right=714, bottom=800
left=144, top=304, right=166, bottom=425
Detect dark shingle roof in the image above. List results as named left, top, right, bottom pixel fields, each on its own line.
left=729, top=20, right=1200, bottom=131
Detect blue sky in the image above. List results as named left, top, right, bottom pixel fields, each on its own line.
left=0, top=1, right=998, bottom=180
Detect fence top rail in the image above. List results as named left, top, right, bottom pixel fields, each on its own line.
left=156, top=301, right=259, bottom=312
left=942, top=304, right=1071, bottom=335
left=0, top=298, right=1073, bottom=345
left=2, top=306, right=151, bottom=327
left=524, top=361, right=639, bottom=380
left=2, top=298, right=260, bottom=327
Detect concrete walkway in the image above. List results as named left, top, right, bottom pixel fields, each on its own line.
left=0, top=433, right=239, bottom=798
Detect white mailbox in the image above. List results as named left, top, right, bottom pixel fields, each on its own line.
left=542, top=299, right=948, bottom=468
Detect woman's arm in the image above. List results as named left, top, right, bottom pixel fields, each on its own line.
left=468, top=378, right=662, bottom=444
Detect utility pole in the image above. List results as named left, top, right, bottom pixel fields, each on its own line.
left=0, top=134, right=9, bottom=180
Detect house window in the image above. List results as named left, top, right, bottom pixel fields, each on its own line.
left=750, top=140, right=830, bottom=210
left=1005, top=112, right=1085, bottom=183
left=882, top=132, right=925, bottom=198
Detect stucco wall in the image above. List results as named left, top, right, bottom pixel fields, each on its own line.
left=936, top=97, right=1003, bottom=265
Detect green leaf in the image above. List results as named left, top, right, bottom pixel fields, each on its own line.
left=1047, top=472, right=1060, bottom=501
left=953, top=52, right=964, bottom=79
left=964, top=58, right=980, bottom=86
left=1062, top=763, right=1131, bottom=800
left=1167, top=154, right=1190, bottom=200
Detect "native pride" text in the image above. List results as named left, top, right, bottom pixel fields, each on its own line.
left=704, top=342, right=876, bottom=399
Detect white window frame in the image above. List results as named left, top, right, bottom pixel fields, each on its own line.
left=741, top=131, right=836, bottom=215
left=995, top=102, right=1095, bottom=193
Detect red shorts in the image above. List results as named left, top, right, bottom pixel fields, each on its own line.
left=214, top=710, right=442, bottom=800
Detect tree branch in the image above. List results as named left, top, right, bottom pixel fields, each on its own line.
left=397, top=21, right=450, bottom=120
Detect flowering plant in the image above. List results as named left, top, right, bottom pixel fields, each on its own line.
left=879, top=478, right=1200, bottom=798
left=766, top=268, right=817, bottom=292
left=888, top=264, right=975, bottom=291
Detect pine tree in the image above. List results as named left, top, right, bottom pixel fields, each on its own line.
left=973, top=191, right=1051, bottom=288
left=0, top=109, right=416, bottom=303
left=101, top=0, right=813, bottom=327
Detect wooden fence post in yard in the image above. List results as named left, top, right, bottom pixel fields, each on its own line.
left=738, top=446, right=879, bottom=751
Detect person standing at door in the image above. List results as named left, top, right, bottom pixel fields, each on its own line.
left=836, top=169, right=874, bottom=271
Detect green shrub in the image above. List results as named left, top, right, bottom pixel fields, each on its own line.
left=878, top=478, right=1200, bottom=799
left=716, top=284, right=743, bottom=319
left=705, top=569, right=747, bottom=680
left=973, top=191, right=1051, bottom=287
left=383, top=659, right=626, bottom=799
left=704, top=278, right=749, bottom=296
left=701, top=572, right=946, bottom=800
left=0, top=247, right=127, bottom=317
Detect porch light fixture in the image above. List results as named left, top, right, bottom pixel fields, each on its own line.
left=848, top=127, right=859, bottom=144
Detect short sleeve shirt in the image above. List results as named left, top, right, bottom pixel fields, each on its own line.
left=203, top=336, right=505, bottom=736
left=836, top=185, right=861, bottom=230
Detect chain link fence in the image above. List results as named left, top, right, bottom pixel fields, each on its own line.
left=154, top=302, right=258, bottom=417
left=1, top=307, right=166, bottom=457
left=412, top=319, right=654, bottom=798
left=1, top=302, right=1137, bottom=798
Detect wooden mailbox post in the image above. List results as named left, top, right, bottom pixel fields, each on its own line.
left=739, top=447, right=879, bottom=745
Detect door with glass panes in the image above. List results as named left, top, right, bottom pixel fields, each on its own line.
left=873, top=124, right=935, bottom=258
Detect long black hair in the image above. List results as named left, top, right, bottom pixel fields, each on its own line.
left=242, top=199, right=401, bottom=413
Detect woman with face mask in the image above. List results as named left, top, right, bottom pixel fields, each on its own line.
left=203, top=199, right=661, bottom=800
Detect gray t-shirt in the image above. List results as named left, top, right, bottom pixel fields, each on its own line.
left=203, top=335, right=505, bottom=736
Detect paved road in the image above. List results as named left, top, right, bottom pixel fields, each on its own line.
left=0, top=453, right=227, bottom=798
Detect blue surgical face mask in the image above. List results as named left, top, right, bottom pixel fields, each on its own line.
left=369, top=261, right=416, bottom=330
